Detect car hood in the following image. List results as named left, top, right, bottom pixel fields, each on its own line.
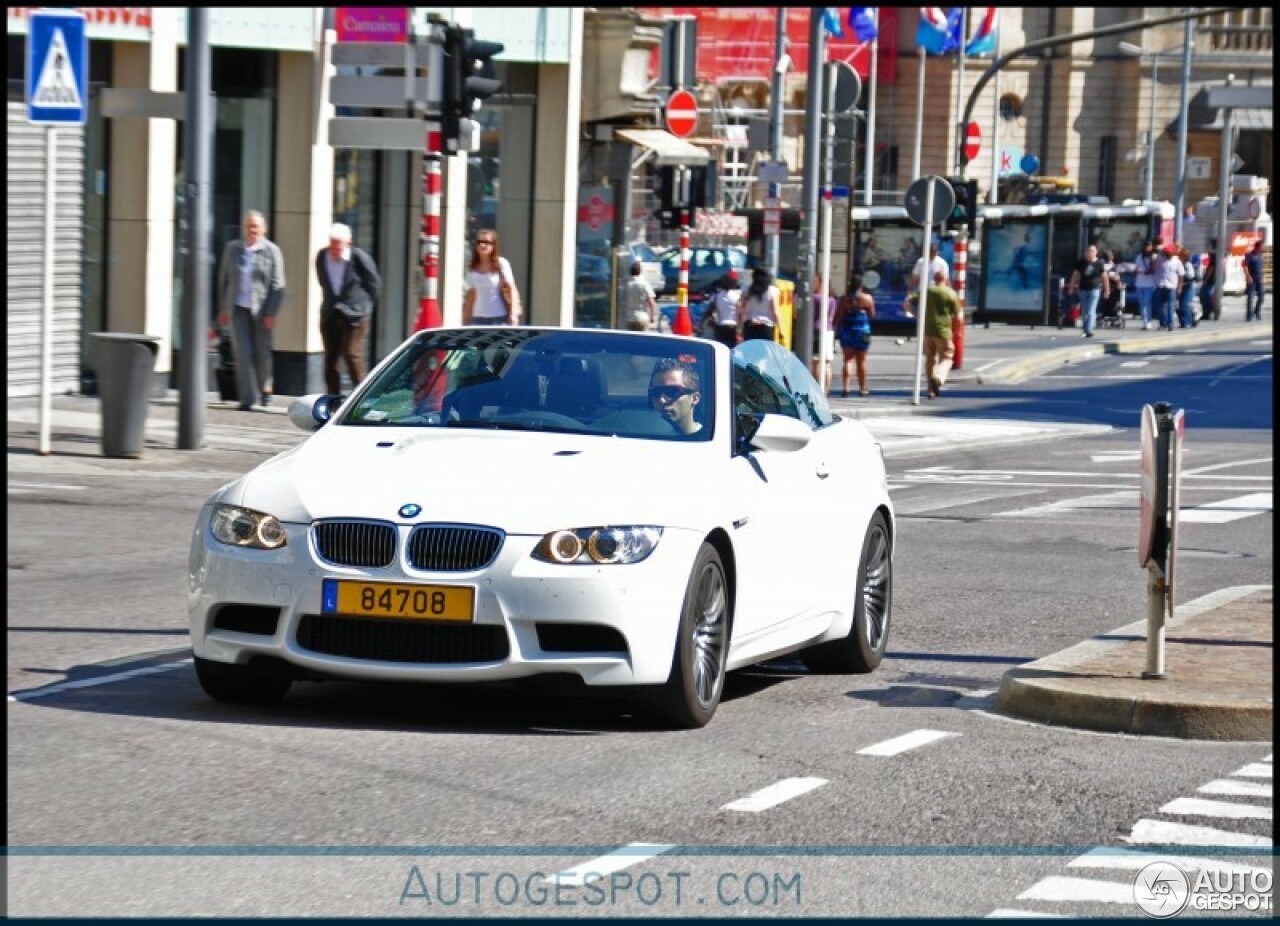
left=225, top=426, right=716, bottom=534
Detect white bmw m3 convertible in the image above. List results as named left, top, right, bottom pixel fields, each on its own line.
left=188, top=327, right=894, bottom=727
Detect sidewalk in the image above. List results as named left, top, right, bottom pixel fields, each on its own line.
left=997, top=586, right=1273, bottom=741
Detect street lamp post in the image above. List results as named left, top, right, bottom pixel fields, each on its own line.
left=1120, top=40, right=1191, bottom=210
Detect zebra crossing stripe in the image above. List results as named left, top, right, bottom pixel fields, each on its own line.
left=1159, top=797, right=1272, bottom=821
left=1124, top=819, right=1272, bottom=848
left=1178, top=492, right=1273, bottom=524
left=1017, top=875, right=1134, bottom=904
left=1068, top=847, right=1271, bottom=876
left=1199, top=779, right=1271, bottom=798
left=1232, top=763, right=1273, bottom=779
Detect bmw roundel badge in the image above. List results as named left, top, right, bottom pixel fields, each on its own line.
left=398, top=503, right=422, bottom=519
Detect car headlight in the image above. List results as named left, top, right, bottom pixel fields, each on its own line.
left=532, top=526, right=662, bottom=565
left=209, top=504, right=288, bottom=550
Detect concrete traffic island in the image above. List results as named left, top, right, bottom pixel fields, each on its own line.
left=996, top=586, right=1273, bottom=741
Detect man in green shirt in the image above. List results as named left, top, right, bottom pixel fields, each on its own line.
left=912, top=269, right=962, bottom=398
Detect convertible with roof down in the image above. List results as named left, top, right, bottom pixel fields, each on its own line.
left=188, top=327, right=895, bottom=727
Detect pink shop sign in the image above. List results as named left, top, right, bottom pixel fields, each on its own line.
left=335, top=7, right=409, bottom=43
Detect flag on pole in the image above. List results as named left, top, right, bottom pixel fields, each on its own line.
left=917, top=7, right=962, bottom=55
left=964, top=7, right=998, bottom=56
left=849, top=7, right=878, bottom=43
left=821, top=8, right=844, bottom=38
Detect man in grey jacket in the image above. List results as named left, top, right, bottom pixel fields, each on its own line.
left=315, top=222, right=382, bottom=395
left=217, top=210, right=286, bottom=409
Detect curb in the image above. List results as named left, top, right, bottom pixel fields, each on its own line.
left=975, top=320, right=1273, bottom=385
left=995, top=586, right=1274, bottom=740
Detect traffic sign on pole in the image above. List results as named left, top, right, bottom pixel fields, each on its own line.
left=666, top=89, right=698, bottom=138
left=964, top=121, right=981, bottom=162
left=26, top=9, right=87, bottom=126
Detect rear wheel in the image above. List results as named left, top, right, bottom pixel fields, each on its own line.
left=194, top=656, right=292, bottom=705
left=647, top=543, right=729, bottom=728
left=804, top=511, right=892, bottom=673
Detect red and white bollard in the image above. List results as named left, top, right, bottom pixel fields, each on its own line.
left=413, top=124, right=443, bottom=333
left=673, top=215, right=693, bottom=335
left=952, top=229, right=967, bottom=370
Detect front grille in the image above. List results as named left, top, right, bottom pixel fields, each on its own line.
left=212, top=604, right=281, bottom=636
left=296, top=615, right=509, bottom=664
left=407, top=525, right=504, bottom=571
left=314, top=521, right=396, bottom=568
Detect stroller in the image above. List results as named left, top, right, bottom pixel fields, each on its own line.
left=1098, top=277, right=1127, bottom=329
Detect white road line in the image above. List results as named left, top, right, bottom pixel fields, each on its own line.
left=1178, top=492, right=1272, bottom=524
left=994, top=490, right=1136, bottom=519
left=1262, top=754, right=1273, bottom=763
left=8, top=482, right=88, bottom=491
left=1159, top=797, right=1272, bottom=821
left=546, top=843, right=675, bottom=886
left=8, top=659, right=192, bottom=702
left=1068, top=847, right=1271, bottom=876
left=1090, top=451, right=1141, bottom=463
left=1017, top=875, right=1133, bottom=904
left=1231, top=763, right=1272, bottom=779
left=1123, top=819, right=1272, bottom=848
left=1120, top=360, right=1150, bottom=368
left=1199, top=779, right=1272, bottom=798
left=986, top=910, right=1069, bottom=918
left=856, top=729, right=957, bottom=757
left=1183, top=456, right=1272, bottom=476
left=721, top=777, right=827, bottom=813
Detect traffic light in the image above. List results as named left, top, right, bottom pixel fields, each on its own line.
left=655, top=165, right=710, bottom=229
left=946, top=176, right=978, bottom=231
left=442, top=25, right=504, bottom=152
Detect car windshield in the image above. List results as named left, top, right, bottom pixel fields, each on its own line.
left=339, top=329, right=716, bottom=442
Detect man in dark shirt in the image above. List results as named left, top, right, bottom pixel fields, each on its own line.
left=1070, top=243, right=1110, bottom=339
left=1243, top=239, right=1265, bottom=321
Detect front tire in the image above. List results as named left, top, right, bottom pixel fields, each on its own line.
left=804, top=511, right=892, bottom=673
left=194, top=656, right=292, bottom=705
left=648, top=543, right=729, bottom=729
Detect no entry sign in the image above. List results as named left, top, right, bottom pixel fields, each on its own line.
left=666, top=89, right=698, bottom=138
left=964, top=121, right=981, bottom=161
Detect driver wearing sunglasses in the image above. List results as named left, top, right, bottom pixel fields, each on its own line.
left=648, top=358, right=702, bottom=435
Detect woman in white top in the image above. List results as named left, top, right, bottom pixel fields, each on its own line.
left=738, top=267, right=780, bottom=341
left=463, top=229, right=521, bottom=326
left=1133, top=240, right=1157, bottom=330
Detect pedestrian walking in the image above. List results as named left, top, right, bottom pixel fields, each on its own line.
left=1176, top=246, right=1198, bottom=328
left=1199, top=251, right=1218, bottom=320
left=1153, top=242, right=1183, bottom=331
left=1134, top=240, right=1157, bottom=329
left=1243, top=238, right=1265, bottom=321
left=1069, top=243, right=1109, bottom=338
left=910, top=240, right=950, bottom=290
left=1101, top=248, right=1126, bottom=321
left=315, top=222, right=382, bottom=396
left=738, top=267, right=780, bottom=341
left=463, top=229, right=522, bottom=326
left=835, top=274, right=875, bottom=397
left=811, top=273, right=839, bottom=394
left=216, top=209, right=286, bottom=410
left=703, top=272, right=740, bottom=349
left=906, top=269, right=961, bottom=399
left=622, top=261, right=657, bottom=331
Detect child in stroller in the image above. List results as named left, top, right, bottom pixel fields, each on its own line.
left=1098, top=249, right=1126, bottom=328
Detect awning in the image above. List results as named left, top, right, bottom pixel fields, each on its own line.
left=615, top=128, right=713, bottom=167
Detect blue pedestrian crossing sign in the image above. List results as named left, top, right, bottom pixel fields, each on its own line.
left=26, top=10, right=88, bottom=126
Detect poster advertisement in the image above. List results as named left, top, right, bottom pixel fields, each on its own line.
left=1090, top=220, right=1151, bottom=265
left=983, top=223, right=1047, bottom=313
left=855, top=226, right=954, bottom=323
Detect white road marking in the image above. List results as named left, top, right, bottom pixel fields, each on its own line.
left=1178, top=492, right=1272, bottom=523
left=856, top=729, right=957, bottom=757
left=1231, top=763, right=1272, bottom=779
left=8, top=482, right=88, bottom=491
left=9, top=659, right=192, bottom=702
left=1089, top=451, right=1141, bottom=463
left=1159, top=797, right=1271, bottom=821
left=1017, top=876, right=1133, bottom=904
left=1198, top=779, right=1272, bottom=798
left=1120, top=360, right=1150, bottom=368
left=1068, top=847, right=1271, bottom=876
left=892, top=488, right=1042, bottom=516
left=546, top=843, right=675, bottom=886
left=720, top=777, right=827, bottom=813
left=994, top=490, right=1136, bottom=518
left=1183, top=456, right=1272, bottom=476
left=1123, top=819, right=1272, bottom=847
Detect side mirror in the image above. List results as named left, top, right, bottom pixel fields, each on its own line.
left=748, top=413, right=812, bottom=453
left=288, top=394, right=342, bottom=431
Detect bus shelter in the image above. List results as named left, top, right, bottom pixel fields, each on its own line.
left=849, top=207, right=955, bottom=326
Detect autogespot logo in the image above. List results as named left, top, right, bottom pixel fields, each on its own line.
left=1134, top=861, right=1191, bottom=918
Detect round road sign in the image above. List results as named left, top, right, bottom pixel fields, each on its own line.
left=666, top=89, right=698, bottom=138
left=964, top=122, right=981, bottom=161
left=904, top=176, right=955, bottom=228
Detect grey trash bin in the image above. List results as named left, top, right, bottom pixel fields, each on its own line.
left=90, top=332, right=160, bottom=458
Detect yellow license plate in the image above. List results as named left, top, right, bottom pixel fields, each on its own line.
left=322, top=579, right=474, bottom=622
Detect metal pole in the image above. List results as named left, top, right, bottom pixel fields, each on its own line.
left=766, top=8, right=786, bottom=282
left=819, top=61, right=836, bottom=394
left=952, top=8, right=967, bottom=176
left=911, top=178, right=935, bottom=406
left=797, top=10, right=824, bottom=365
left=1144, top=563, right=1168, bottom=677
left=912, top=46, right=925, bottom=181
left=863, top=8, right=878, bottom=206
left=989, top=59, right=1002, bottom=204
left=38, top=126, right=56, bottom=456
left=1213, top=78, right=1233, bottom=321
left=1174, top=16, right=1193, bottom=240
left=1145, top=56, right=1157, bottom=203
left=178, top=8, right=210, bottom=450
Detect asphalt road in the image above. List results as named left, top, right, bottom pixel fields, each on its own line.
left=7, top=341, right=1273, bottom=918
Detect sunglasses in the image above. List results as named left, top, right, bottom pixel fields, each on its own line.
left=649, top=385, right=692, bottom=403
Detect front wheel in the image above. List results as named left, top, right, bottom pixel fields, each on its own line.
left=804, top=511, right=892, bottom=673
left=647, top=543, right=729, bottom=729
left=194, top=656, right=292, bottom=705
